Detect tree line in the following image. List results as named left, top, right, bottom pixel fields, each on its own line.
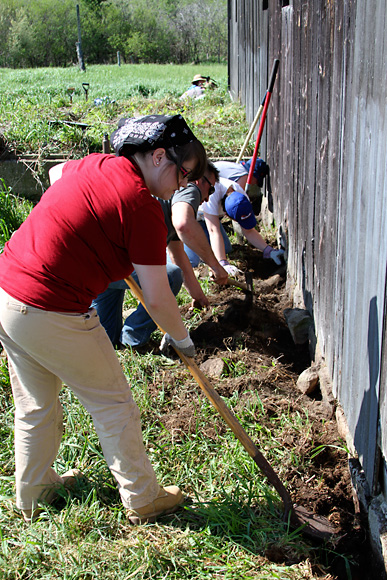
left=0, top=0, right=227, bottom=68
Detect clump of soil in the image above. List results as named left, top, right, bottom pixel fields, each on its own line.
left=149, top=237, right=374, bottom=579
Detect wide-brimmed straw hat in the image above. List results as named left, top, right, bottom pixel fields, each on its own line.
left=191, top=74, right=208, bottom=85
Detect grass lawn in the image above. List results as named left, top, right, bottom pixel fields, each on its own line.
left=0, top=63, right=250, bottom=161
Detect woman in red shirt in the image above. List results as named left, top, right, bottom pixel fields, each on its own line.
left=0, top=114, right=206, bottom=524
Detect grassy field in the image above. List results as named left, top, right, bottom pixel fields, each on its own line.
left=0, top=63, right=251, bottom=162
left=0, top=63, right=228, bottom=100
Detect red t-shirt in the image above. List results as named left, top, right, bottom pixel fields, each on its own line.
left=0, top=154, right=167, bottom=312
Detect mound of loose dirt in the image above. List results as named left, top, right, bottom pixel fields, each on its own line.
left=146, top=235, right=373, bottom=579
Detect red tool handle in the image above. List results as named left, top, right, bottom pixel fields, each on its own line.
left=246, top=59, right=279, bottom=189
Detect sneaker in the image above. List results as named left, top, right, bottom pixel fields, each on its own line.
left=22, top=469, right=86, bottom=523
left=127, top=485, right=183, bottom=525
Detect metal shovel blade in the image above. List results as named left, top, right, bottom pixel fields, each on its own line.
left=226, top=271, right=253, bottom=293
left=290, top=505, right=337, bottom=540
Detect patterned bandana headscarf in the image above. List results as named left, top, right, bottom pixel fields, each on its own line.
left=110, top=114, right=197, bottom=156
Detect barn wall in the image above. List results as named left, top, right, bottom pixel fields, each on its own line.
left=229, top=0, right=387, bottom=493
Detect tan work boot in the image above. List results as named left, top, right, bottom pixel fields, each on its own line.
left=21, top=506, right=44, bottom=524
left=39, top=469, right=85, bottom=504
left=22, top=469, right=86, bottom=523
left=127, top=485, right=183, bottom=525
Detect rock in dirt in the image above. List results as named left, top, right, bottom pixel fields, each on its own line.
left=283, top=307, right=314, bottom=344
left=256, top=274, right=282, bottom=294
left=297, top=365, right=319, bottom=395
left=199, top=357, right=224, bottom=377
left=336, top=405, right=356, bottom=455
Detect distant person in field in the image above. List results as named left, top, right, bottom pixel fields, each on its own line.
left=180, top=74, right=217, bottom=101
left=0, top=114, right=207, bottom=526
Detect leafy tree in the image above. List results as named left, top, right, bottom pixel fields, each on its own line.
left=29, top=0, right=77, bottom=66
left=4, top=0, right=78, bottom=67
left=0, top=0, right=227, bottom=67
left=7, top=7, right=36, bottom=68
left=81, top=0, right=109, bottom=8
left=79, top=1, right=110, bottom=64
left=0, top=3, right=16, bottom=66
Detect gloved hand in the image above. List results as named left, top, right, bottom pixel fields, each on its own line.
left=263, top=245, right=285, bottom=266
left=210, top=263, right=229, bottom=286
left=219, top=259, right=242, bottom=277
left=160, top=332, right=196, bottom=358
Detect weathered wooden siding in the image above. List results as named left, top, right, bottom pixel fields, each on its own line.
left=229, top=0, right=387, bottom=493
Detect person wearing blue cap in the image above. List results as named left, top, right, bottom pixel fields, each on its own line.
left=186, top=177, right=284, bottom=276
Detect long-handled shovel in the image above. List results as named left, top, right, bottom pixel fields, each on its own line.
left=245, top=59, right=279, bottom=199
left=124, top=275, right=336, bottom=540
left=236, top=94, right=266, bottom=164
left=237, top=58, right=280, bottom=165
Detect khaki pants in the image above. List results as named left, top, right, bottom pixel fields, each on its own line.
left=0, top=288, right=159, bottom=511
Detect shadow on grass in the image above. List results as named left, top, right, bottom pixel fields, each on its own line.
left=166, top=494, right=306, bottom=557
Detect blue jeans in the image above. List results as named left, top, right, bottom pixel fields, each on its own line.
left=91, top=265, right=183, bottom=348
left=183, top=220, right=233, bottom=267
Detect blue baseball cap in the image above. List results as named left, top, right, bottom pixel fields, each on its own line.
left=240, top=157, right=269, bottom=187
left=224, top=192, right=257, bottom=230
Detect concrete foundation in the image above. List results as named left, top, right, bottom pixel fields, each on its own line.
left=0, top=155, right=68, bottom=201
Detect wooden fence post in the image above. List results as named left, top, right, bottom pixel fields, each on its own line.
left=76, top=4, right=86, bottom=72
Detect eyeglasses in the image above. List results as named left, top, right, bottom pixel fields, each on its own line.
left=165, top=150, right=192, bottom=180
left=179, top=165, right=191, bottom=179
left=202, top=175, right=215, bottom=195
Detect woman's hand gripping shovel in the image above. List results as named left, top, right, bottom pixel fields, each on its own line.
left=124, top=275, right=337, bottom=540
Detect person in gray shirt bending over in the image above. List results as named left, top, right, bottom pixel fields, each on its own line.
left=92, top=162, right=228, bottom=349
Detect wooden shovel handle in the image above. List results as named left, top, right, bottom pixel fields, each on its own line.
left=236, top=97, right=265, bottom=164
left=124, top=275, right=293, bottom=514
left=226, top=277, right=252, bottom=293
